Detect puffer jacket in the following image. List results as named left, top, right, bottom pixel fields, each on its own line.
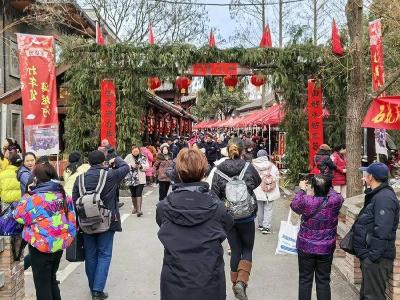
left=141, top=147, right=154, bottom=177
left=17, top=166, right=32, bottom=195
left=331, top=152, right=346, bottom=186
left=63, top=164, right=90, bottom=196
left=0, top=158, right=9, bottom=171
left=125, top=154, right=148, bottom=185
left=353, top=183, right=399, bottom=262
left=14, top=181, right=77, bottom=253
left=291, top=189, right=344, bottom=255
left=154, top=153, right=174, bottom=182
left=211, top=158, right=262, bottom=223
left=314, top=149, right=337, bottom=182
left=0, top=165, right=21, bottom=203
left=156, top=182, right=233, bottom=300
left=252, top=156, right=280, bottom=201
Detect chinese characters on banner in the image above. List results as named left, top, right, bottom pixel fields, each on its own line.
left=362, top=97, right=400, bottom=130
left=278, top=132, right=286, bottom=157
left=17, top=34, right=59, bottom=155
left=191, top=63, right=238, bottom=76
left=100, top=79, right=117, bottom=147
left=307, top=79, right=324, bottom=168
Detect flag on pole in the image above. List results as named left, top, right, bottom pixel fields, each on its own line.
left=260, top=25, right=272, bottom=48
left=96, top=21, right=105, bottom=46
left=331, top=19, right=344, bottom=56
left=148, top=24, right=155, bottom=45
left=209, top=30, right=216, bottom=47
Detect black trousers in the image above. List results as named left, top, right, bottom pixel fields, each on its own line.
left=129, top=184, right=145, bottom=197
left=158, top=181, right=171, bottom=201
left=298, top=250, right=333, bottom=300
left=227, top=220, right=255, bottom=271
left=29, top=245, right=63, bottom=300
left=360, top=258, right=393, bottom=300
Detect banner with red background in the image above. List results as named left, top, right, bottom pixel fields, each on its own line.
left=191, top=63, right=238, bottom=76
left=362, top=97, right=400, bottom=130
left=100, top=79, right=117, bottom=147
left=369, top=19, right=385, bottom=93
left=307, top=79, right=324, bottom=168
left=17, top=34, right=59, bottom=154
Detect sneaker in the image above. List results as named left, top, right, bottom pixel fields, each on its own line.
left=92, top=291, right=108, bottom=300
left=257, top=225, right=263, bottom=231
left=261, top=228, right=272, bottom=234
left=233, top=281, right=247, bottom=300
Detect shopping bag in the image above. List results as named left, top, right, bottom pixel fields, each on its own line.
left=66, top=231, right=85, bottom=262
left=275, top=209, right=299, bottom=255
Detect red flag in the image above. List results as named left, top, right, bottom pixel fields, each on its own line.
left=209, top=30, right=216, bottom=47
left=260, top=25, right=272, bottom=48
left=96, top=21, right=105, bottom=46
left=148, top=24, right=155, bottom=45
left=331, top=20, right=344, bottom=56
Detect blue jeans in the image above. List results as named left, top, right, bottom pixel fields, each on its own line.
left=83, top=231, right=115, bottom=292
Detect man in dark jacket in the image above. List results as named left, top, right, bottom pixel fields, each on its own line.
left=204, top=133, right=219, bottom=166
left=72, top=150, right=129, bottom=300
left=167, top=138, right=179, bottom=159
left=354, top=162, right=399, bottom=300
left=314, top=144, right=337, bottom=184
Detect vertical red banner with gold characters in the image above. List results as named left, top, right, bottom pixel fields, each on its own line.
left=307, top=79, right=324, bottom=169
left=100, top=79, right=117, bottom=147
left=369, top=19, right=385, bottom=93
left=17, top=34, right=59, bottom=155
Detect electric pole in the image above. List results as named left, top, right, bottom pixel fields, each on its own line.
left=261, top=0, right=267, bottom=109
left=279, top=0, right=283, bottom=48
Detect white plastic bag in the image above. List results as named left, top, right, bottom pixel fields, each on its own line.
left=275, top=209, right=299, bottom=255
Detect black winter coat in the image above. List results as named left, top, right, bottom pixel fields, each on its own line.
left=353, top=182, right=400, bottom=262
left=156, top=182, right=233, bottom=300
left=204, top=141, right=220, bottom=164
left=72, top=157, right=129, bottom=232
left=211, top=159, right=262, bottom=221
left=314, top=149, right=337, bottom=182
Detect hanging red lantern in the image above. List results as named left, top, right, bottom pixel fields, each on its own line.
left=250, top=74, right=266, bottom=91
left=175, top=76, right=191, bottom=94
left=147, top=76, right=161, bottom=93
left=224, top=75, right=239, bottom=92
left=164, top=114, right=171, bottom=135
left=147, top=109, right=156, bottom=134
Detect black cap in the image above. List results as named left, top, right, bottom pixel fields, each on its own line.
left=68, top=151, right=81, bottom=163
left=88, top=150, right=106, bottom=166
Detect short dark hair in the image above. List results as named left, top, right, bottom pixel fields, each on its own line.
left=33, top=162, right=59, bottom=184
left=88, top=150, right=106, bottom=166
left=311, top=175, right=330, bottom=197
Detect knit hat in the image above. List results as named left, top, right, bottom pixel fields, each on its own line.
left=88, top=150, right=106, bottom=166
left=257, top=150, right=269, bottom=158
left=319, top=144, right=331, bottom=151
left=68, top=151, right=82, bottom=163
left=160, top=143, right=169, bottom=149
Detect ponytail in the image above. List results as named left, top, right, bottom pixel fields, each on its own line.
left=58, top=184, right=69, bottom=221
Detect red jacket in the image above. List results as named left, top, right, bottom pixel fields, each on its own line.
left=331, top=152, right=346, bottom=186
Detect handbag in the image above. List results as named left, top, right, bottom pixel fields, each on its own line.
left=66, top=231, right=85, bottom=262
left=340, top=225, right=355, bottom=255
left=275, top=209, right=300, bottom=255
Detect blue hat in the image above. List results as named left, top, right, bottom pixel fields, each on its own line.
left=359, top=162, right=389, bottom=182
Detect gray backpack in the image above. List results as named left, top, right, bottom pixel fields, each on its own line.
left=76, top=169, right=111, bottom=234
left=215, top=162, right=256, bottom=220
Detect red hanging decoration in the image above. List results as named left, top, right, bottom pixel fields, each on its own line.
left=147, top=76, right=161, bottom=93
left=147, top=109, right=156, bottom=134
left=331, top=19, right=344, bottom=56
left=175, top=76, right=191, bottom=94
left=164, top=114, right=171, bottom=135
left=250, top=74, right=266, bottom=90
left=224, top=75, right=239, bottom=92
left=259, top=25, right=272, bottom=48
left=209, top=30, right=216, bottom=47
left=148, top=24, right=155, bottom=45
left=96, top=21, right=105, bottom=46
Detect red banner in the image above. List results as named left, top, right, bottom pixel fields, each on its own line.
left=369, top=19, right=385, bottom=93
left=17, top=34, right=59, bottom=127
left=308, top=79, right=324, bottom=168
left=362, top=96, right=400, bottom=130
left=191, top=63, right=238, bottom=76
left=100, top=79, right=117, bottom=147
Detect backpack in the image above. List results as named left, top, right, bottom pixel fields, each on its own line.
left=0, top=203, right=24, bottom=261
left=76, top=169, right=112, bottom=234
left=215, top=162, right=256, bottom=220
left=261, top=165, right=276, bottom=193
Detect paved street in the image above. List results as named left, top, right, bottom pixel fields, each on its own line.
left=24, top=186, right=358, bottom=300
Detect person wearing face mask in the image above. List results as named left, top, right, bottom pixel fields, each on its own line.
left=331, top=145, right=347, bottom=198
left=352, top=162, right=400, bottom=300
left=154, top=143, right=174, bottom=201
left=125, top=146, right=148, bottom=217
left=17, top=152, right=37, bottom=195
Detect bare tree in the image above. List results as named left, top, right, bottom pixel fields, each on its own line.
left=80, top=0, right=210, bottom=44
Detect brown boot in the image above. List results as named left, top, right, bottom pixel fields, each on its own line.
left=231, top=272, right=238, bottom=295
left=137, top=197, right=143, bottom=217
left=131, top=197, right=138, bottom=214
left=234, top=260, right=252, bottom=300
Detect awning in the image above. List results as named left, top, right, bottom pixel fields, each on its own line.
left=234, top=109, right=272, bottom=128
left=253, top=104, right=284, bottom=126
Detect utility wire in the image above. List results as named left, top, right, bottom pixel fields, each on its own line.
left=150, top=0, right=307, bottom=6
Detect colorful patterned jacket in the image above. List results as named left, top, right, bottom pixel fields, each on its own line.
left=291, top=189, right=344, bottom=255
left=14, top=181, right=77, bottom=253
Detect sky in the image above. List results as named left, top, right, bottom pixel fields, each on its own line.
left=205, top=1, right=235, bottom=44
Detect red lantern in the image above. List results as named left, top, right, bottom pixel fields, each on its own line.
left=224, top=75, right=239, bottom=92
left=147, top=76, right=161, bottom=92
left=176, top=76, right=191, bottom=94
left=250, top=74, right=266, bottom=91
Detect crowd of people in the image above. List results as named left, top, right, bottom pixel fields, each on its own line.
left=0, top=134, right=398, bottom=300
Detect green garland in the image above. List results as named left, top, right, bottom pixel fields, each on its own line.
left=61, top=40, right=348, bottom=182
